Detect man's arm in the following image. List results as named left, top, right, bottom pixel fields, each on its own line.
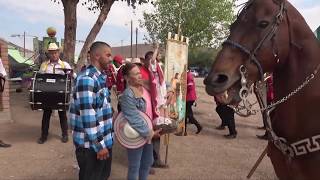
left=38, top=62, right=47, bottom=73
left=151, top=43, right=159, bottom=65
left=120, top=90, right=152, bottom=138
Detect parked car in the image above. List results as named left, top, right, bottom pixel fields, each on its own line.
left=190, top=69, right=199, bottom=77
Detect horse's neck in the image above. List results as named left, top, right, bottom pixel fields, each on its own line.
left=272, top=4, right=320, bottom=140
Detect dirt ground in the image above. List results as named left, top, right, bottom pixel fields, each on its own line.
left=0, top=78, right=278, bottom=180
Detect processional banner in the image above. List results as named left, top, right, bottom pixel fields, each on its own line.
left=164, top=33, right=189, bottom=134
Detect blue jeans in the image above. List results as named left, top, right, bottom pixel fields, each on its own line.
left=127, top=143, right=154, bottom=180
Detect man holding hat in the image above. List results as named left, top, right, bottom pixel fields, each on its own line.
left=37, top=42, right=71, bottom=144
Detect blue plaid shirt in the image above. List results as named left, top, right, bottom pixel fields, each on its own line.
left=69, top=65, right=113, bottom=152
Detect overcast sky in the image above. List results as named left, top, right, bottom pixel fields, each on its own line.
left=0, top=0, right=318, bottom=54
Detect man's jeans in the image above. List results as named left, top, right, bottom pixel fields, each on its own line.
left=127, top=143, right=154, bottom=180
left=41, top=109, right=68, bottom=138
left=76, top=147, right=112, bottom=180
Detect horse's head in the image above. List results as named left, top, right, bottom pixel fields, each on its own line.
left=204, top=0, right=290, bottom=104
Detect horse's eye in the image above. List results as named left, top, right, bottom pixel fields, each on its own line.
left=258, top=21, right=269, bottom=29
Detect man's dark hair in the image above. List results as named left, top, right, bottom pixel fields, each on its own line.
left=144, top=51, right=153, bottom=61
left=89, top=41, right=111, bottom=54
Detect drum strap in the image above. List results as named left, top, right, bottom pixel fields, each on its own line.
left=41, top=60, right=65, bottom=72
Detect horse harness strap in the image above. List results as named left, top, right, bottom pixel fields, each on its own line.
left=223, top=2, right=286, bottom=81
left=266, top=110, right=320, bottom=159
left=240, top=61, right=320, bottom=160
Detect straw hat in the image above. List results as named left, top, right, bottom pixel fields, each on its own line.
left=114, top=112, right=153, bottom=149
left=131, top=58, right=142, bottom=65
left=47, top=43, right=59, bottom=51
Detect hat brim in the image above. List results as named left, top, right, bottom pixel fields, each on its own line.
left=114, top=112, right=153, bottom=149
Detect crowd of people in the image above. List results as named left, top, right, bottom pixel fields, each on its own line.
left=0, top=41, right=272, bottom=179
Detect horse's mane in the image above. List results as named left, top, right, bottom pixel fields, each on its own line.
left=236, top=0, right=255, bottom=17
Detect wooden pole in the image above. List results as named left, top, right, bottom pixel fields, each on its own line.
left=130, top=20, right=133, bottom=58
left=164, top=134, right=169, bottom=165
left=247, top=146, right=268, bottom=179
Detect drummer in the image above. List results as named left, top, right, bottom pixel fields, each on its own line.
left=37, top=42, right=71, bottom=144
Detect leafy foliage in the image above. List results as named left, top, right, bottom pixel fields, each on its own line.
left=142, top=0, right=236, bottom=48
left=50, top=0, right=152, bottom=67
left=81, top=0, right=152, bottom=11
left=188, top=48, right=219, bottom=68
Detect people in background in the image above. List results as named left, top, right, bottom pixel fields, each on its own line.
left=214, top=97, right=237, bottom=139
left=0, top=58, right=11, bottom=148
left=37, top=43, right=71, bottom=144
left=183, top=71, right=202, bottom=135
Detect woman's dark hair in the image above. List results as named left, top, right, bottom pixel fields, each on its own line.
left=122, top=62, right=137, bottom=77
left=144, top=51, right=153, bottom=61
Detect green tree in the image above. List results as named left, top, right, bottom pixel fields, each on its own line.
left=51, top=0, right=151, bottom=69
left=142, top=0, right=235, bottom=48
left=188, top=48, right=219, bottom=68
left=77, top=0, right=152, bottom=70
left=51, top=0, right=79, bottom=65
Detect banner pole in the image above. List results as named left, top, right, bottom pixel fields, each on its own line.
left=164, top=134, right=169, bottom=165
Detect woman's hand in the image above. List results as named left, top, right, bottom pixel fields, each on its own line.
left=165, top=91, right=174, bottom=105
left=153, top=128, right=162, bottom=138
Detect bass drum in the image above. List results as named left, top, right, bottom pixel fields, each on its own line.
left=29, top=72, right=71, bottom=110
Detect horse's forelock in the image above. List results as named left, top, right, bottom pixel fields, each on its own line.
left=236, top=0, right=255, bottom=18
left=272, top=0, right=285, bottom=5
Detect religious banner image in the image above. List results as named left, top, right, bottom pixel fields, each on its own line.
left=164, top=33, right=189, bottom=133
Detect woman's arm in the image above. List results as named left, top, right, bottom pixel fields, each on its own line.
left=151, top=43, right=159, bottom=66
left=120, top=89, right=151, bottom=138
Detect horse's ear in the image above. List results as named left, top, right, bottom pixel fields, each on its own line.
left=273, top=0, right=286, bottom=4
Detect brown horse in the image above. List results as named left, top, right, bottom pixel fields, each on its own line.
left=204, top=0, right=320, bottom=179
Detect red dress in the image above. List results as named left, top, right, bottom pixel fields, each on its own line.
left=139, top=66, right=159, bottom=119
left=186, top=72, right=197, bottom=102
left=115, top=66, right=125, bottom=94
left=266, top=75, right=274, bottom=104
left=105, top=64, right=116, bottom=90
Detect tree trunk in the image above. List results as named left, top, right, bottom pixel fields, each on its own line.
left=76, top=0, right=115, bottom=71
left=61, top=0, right=79, bottom=66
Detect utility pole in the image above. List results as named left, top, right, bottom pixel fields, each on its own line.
left=11, top=32, right=37, bottom=58
left=130, top=20, right=133, bottom=58
left=23, top=31, right=26, bottom=57
left=136, top=27, right=138, bottom=58
left=121, top=40, right=124, bottom=55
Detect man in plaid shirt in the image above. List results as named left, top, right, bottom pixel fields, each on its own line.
left=69, top=41, right=113, bottom=180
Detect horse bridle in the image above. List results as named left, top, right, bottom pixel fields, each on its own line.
left=221, top=0, right=286, bottom=117
left=221, top=0, right=295, bottom=157
left=222, top=1, right=320, bottom=159
left=223, top=0, right=286, bottom=81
